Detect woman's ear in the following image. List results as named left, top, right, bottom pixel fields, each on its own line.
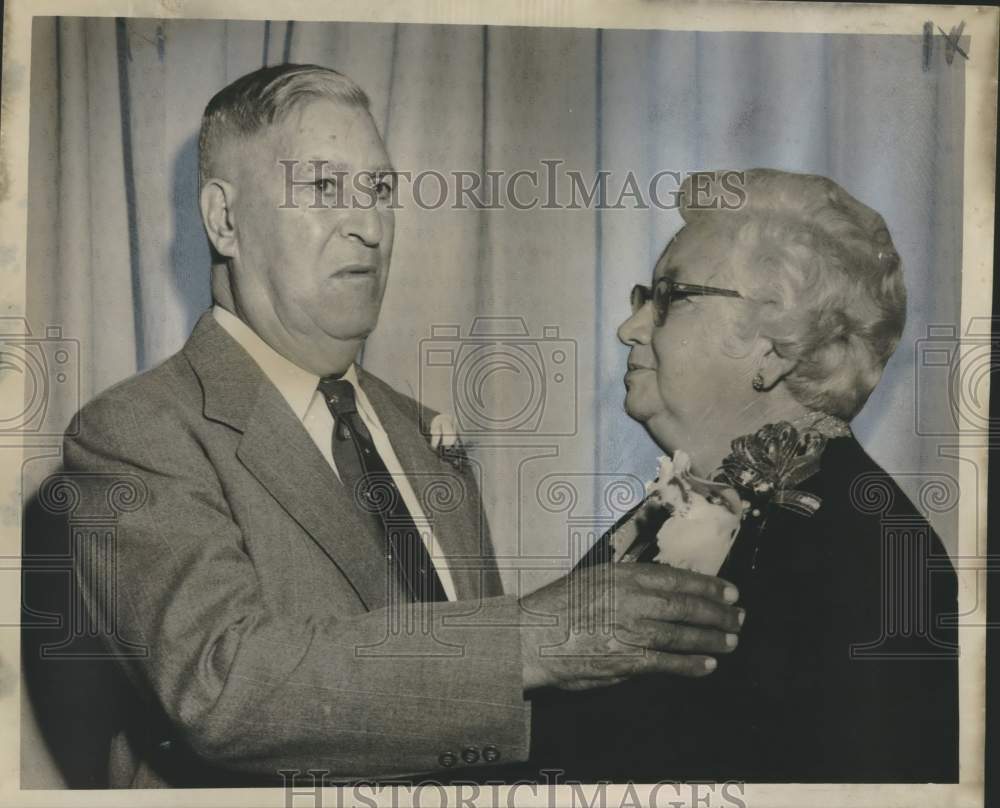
left=755, top=340, right=798, bottom=390
left=199, top=179, right=238, bottom=259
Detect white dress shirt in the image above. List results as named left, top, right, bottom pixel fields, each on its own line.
left=213, top=306, right=457, bottom=600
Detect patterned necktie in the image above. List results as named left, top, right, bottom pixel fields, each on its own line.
left=317, top=377, right=448, bottom=603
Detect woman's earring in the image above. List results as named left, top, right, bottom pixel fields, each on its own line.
left=752, top=372, right=765, bottom=392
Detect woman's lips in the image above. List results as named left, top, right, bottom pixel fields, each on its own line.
left=625, top=365, right=654, bottom=382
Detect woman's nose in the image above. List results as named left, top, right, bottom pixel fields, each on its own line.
left=617, top=304, right=653, bottom=346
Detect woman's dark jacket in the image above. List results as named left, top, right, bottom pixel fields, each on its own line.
left=517, top=435, right=958, bottom=783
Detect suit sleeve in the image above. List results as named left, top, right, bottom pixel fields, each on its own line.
left=64, top=391, right=530, bottom=780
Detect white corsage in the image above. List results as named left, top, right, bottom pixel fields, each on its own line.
left=643, top=451, right=742, bottom=575
left=428, top=413, right=469, bottom=471
left=601, top=420, right=841, bottom=575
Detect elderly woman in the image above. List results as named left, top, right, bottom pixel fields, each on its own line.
left=524, top=169, right=958, bottom=783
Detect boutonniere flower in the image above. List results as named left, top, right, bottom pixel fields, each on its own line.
left=428, top=413, right=470, bottom=472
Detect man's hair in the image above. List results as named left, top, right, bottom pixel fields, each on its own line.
left=197, top=63, right=371, bottom=190
left=679, top=168, right=906, bottom=421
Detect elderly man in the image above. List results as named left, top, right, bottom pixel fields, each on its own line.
left=65, top=63, right=743, bottom=787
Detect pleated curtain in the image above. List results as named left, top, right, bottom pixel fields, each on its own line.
left=27, top=16, right=964, bottom=587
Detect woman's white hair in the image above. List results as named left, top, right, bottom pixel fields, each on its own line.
left=679, top=168, right=906, bottom=420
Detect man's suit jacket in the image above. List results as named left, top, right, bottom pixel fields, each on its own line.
left=63, top=312, right=530, bottom=787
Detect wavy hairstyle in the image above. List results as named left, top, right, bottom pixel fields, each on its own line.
left=197, top=63, right=370, bottom=191
left=680, top=169, right=906, bottom=420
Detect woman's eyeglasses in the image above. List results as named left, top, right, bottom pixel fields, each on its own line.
left=630, top=278, right=742, bottom=327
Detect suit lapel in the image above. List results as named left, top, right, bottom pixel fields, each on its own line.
left=358, top=372, right=488, bottom=601
left=237, top=384, right=389, bottom=610
left=183, top=312, right=388, bottom=610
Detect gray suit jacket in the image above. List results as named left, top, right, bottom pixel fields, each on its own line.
left=64, top=312, right=530, bottom=787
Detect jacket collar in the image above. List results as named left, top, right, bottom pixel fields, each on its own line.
left=182, top=312, right=388, bottom=608
left=182, top=311, right=265, bottom=432
left=180, top=311, right=491, bottom=605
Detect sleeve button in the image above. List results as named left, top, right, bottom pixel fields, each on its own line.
left=461, top=746, right=480, bottom=764
left=438, top=751, right=457, bottom=768
left=482, top=744, right=500, bottom=762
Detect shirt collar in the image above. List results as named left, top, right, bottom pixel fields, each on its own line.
left=212, top=305, right=362, bottom=423
left=341, top=363, right=374, bottom=421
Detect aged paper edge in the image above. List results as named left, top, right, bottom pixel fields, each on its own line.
left=0, top=1, right=995, bottom=806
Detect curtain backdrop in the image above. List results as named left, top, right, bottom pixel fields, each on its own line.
left=23, top=16, right=964, bottom=786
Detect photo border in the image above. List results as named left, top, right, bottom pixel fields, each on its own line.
left=1, top=1, right=995, bottom=806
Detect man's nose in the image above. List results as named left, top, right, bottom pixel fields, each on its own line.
left=617, top=303, right=653, bottom=346
left=339, top=200, right=383, bottom=247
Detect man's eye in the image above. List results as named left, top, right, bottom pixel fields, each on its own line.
left=314, top=178, right=339, bottom=194
left=370, top=175, right=395, bottom=201
left=669, top=292, right=695, bottom=305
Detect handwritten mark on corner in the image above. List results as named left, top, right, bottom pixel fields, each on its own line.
left=924, top=20, right=970, bottom=71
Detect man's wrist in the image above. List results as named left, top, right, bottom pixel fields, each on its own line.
left=520, top=625, right=547, bottom=694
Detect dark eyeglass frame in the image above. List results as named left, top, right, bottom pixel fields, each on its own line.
left=631, top=278, right=742, bottom=326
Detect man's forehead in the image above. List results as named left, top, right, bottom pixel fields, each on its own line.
left=274, top=99, right=385, bottom=148
left=247, top=105, right=389, bottom=179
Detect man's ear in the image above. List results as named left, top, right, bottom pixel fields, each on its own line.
left=199, top=179, right=238, bottom=259
left=756, top=339, right=798, bottom=390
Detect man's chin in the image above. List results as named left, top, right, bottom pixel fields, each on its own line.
left=316, top=312, right=380, bottom=342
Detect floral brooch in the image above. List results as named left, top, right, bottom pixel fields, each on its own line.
left=611, top=418, right=847, bottom=574
left=714, top=421, right=832, bottom=517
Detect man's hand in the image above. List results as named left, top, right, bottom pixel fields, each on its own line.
left=518, top=563, right=744, bottom=692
